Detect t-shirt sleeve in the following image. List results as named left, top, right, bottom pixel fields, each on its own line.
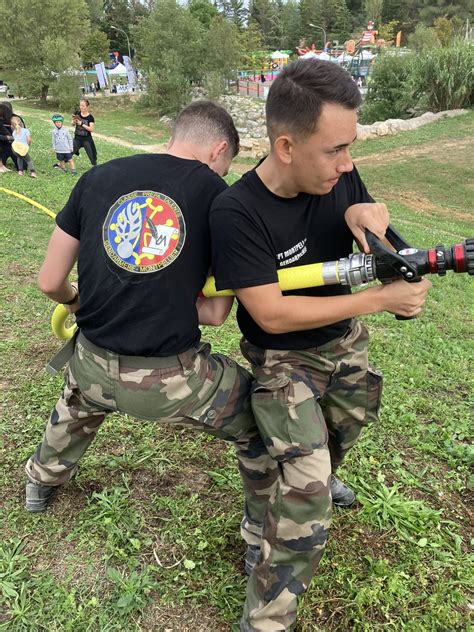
left=348, top=165, right=375, bottom=205
left=55, top=173, right=88, bottom=239
left=210, top=194, right=278, bottom=291
left=89, top=114, right=95, bottom=124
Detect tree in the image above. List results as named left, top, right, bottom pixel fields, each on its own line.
left=0, top=0, right=90, bottom=101
left=205, top=15, right=241, bottom=94
left=82, top=30, right=110, bottom=66
left=377, top=19, right=399, bottom=42
left=239, top=22, right=266, bottom=69
left=189, top=0, right=219, bottom=28
left=85, top=0, right=105, bottom=26
left=407, top=23, right=440, bottom=50
left=433, top=17, right=454, bottom=46
left=132, top=0, right=205, bottom=114
left=301, top=0, right=352, bottom=48
left=417, top=0, right=473, bottom=26
left=279, top=0, right=301, bottom=50
left=249, top=0, right=280, bottom=48
left=330, top=0, right=352, bottom=43
left=363, top=0, right=383, bottom=25
left=219, top=0, right=248, bottom=29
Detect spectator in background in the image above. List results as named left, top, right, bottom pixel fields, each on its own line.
left=72, top=98, right=97, bottom=167
left=0, top=102, right=26, bottom=171
left=52, top=113, right=77, bottom=175
left=11, top=115, right=37, bottom=178
left=0, top=104, right=13, bottom=172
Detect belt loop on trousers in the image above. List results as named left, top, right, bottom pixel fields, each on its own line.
left=106, top=349, right=120, bottom=381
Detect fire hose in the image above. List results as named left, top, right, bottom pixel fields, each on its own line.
left=52, top=225, right=474, bottom=340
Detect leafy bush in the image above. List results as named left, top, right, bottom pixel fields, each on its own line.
left=359, top=52, right=415, bottom=123
left=360, top=41, right=474, bottom=123
left=407, top=24, right=440, bottom=52
left=410, top=41, right=474, bottom=111
left=140, top=51, right=191, bottom=116
left=48, top=75, right=83, bottom=114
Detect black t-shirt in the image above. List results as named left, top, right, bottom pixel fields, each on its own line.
left=74, top=113, right=94, bottom=138
left=56, top=154, right=227, bottom=356
left=210, top=165, right=373, bottom=350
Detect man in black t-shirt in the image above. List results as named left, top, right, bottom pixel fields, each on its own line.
left=210, top=61, right=432, bottom=631
left=24, top=104, right=273, bottom=603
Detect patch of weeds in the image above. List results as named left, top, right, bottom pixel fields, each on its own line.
left=357, top=473, right=441, bottom=542
left=71, top=480, right=151, bottom=563
left=106, top=566, right=156, bottom=615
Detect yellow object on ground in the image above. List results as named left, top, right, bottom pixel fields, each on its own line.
left=0, top=187, right=56, bottom=219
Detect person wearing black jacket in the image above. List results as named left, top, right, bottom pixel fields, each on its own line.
left=0, top=102, right=27, bottom=171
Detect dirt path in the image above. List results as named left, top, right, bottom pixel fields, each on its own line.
left=354, top=137, right=473, bottom=165
left=17, top=110, right=168, bottom=154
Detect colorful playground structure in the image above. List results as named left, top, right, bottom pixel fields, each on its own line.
left=238, top=22, right=402, bottom=97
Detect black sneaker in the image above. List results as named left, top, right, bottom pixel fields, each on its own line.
left=330, top=474, right=356, bottom=507
left=53, top=163, right=61, bottom=169
left=25, top=481, right=58, bottom=513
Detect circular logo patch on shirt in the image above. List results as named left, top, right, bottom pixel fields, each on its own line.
left=103, top=191, right=186, bottom=273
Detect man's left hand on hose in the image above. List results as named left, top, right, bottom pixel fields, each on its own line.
left=345, top=202, right=390, bottom=254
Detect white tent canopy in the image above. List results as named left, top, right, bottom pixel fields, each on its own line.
left=108, top=62, right=127, bottom=76
left=271, top=50, right=289, bottom=59
left=300, top=51, right=317, bottom=59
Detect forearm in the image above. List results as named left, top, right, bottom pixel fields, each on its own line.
left=40, top=279, right=77, bottom=304
left=37, top=226, right=80, bottom=302
left=196, top=296, right=234, bottom=326
left=244, top=288, right=382, bottom=334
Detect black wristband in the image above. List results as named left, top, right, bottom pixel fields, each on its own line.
left=62, top=288, right=79, bottom=305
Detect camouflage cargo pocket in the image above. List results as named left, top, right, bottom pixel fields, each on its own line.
left=251, top=376, right=328, bottom=462
left=364, top=366, right=383, bottom=425
left=183, top=353, right=252, bottom=432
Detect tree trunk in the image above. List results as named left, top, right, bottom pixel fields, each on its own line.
left=41, top=84, right=49, bottom=102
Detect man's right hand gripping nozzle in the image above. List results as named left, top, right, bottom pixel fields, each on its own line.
left=376, top=278, right=433, bottom=318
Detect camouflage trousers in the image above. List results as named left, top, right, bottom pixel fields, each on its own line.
left=239, top=319, right=383, bottom=632
left=25, top=332, right=271, bottom=542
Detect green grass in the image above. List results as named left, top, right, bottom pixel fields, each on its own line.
left=0, top=107, right=473, bottom=631
left=12, top=97, right=170, bottom=147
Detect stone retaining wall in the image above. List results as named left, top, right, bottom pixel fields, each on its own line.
left=217, top=94, right=467, bottom=158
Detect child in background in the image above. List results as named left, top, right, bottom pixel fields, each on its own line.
left=11, top=116, right=37, bottom=178
left=51, top=114, right=77, bottom=175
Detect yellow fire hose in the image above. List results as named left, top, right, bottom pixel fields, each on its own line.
left=52, top=261, right=333, bottom=340
left=0, top=187, right=56, bottom=220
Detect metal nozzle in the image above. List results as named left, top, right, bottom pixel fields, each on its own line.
left=338, top=253, right=375, bottom=286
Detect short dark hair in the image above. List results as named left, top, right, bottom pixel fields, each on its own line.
left=172, top=100, right=240, bottom=158
left=0, top=102, right=12, bottom=123
left=266, top=59, right=361, bottom=143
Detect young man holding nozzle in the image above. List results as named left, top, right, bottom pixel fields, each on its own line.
left=210, top=60, right=432, bottom=631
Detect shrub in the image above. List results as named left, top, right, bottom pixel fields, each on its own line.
left=410, top=41, right=474, bottom=112
left=359, top=52, right=415, bottom=124
left=48, top=75, right=83, bottom=113
left=407, top=24, right=440, bottom=52
left=139, top=51, right=190, bottom=116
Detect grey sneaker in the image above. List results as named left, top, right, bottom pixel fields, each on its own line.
left=330, top=474, right=356, bottom=507
left=244, top=544, right=261, bottom=576
left=25, top=481, right=58, bottom=513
